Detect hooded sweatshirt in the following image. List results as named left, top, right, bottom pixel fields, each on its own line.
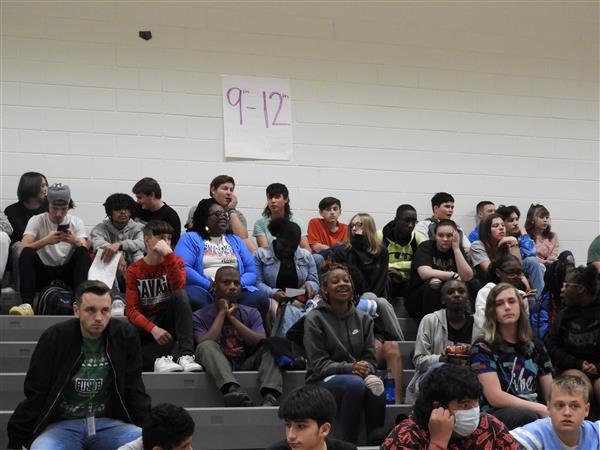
left=304, top=301, right=376, bottom=383
left=90, top=218, right=145, bottom=264
left=546, top=299, right=600, bottom=372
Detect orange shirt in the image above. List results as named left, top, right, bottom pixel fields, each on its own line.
left=307, top=218, right=348, bottom=248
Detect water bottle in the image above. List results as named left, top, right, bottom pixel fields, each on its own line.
left=384, top=369, right=395, bottom=404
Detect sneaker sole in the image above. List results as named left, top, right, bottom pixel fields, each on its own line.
left=155, top=366, right=183, bottom=373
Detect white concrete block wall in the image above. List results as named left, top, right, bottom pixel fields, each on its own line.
left=1, top=1, right=598, bottom=263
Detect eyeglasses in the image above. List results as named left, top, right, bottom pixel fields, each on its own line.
left=208, top=210, right=229, bottom=219
left=350, top=222, right=363, bottom=229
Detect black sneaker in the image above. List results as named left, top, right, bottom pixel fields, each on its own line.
left=224, top=389, right=253, bottom=407
left=262, top=393, right=279, bottom=407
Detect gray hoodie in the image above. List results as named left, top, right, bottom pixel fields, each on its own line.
left=304, top=301, right=376, bottom=383
left=90, top=218, right=144, bottom=264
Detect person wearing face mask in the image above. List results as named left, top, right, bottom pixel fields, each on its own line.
left=405, top=280, right=482, bottom=404
left=381, top=364, right=520, bottom=450
left=254, top=218, right=319, bottom=336
left=546, top=265, right=600, bottom=405
left=332, top=212, right=389, bottom=299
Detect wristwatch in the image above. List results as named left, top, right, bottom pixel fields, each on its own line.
left=227, top=207, right=238, bottom=215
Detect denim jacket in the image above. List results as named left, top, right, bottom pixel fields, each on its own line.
left=254, top=244, right=319, bottom=298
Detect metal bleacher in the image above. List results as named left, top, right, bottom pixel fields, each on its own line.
left=0, top=304, right=418, bottom=449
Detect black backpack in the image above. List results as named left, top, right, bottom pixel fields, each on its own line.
left=36, top=281, right=74, bottom=315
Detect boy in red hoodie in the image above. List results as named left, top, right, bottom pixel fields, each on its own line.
left=126, top=220, right=202, bottom=373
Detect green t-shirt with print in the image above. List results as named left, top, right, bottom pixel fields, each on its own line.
left=57, top=337, right=112, bottom=419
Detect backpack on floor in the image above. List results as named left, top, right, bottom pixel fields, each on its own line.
left=36, top=282, right=75, bottom=315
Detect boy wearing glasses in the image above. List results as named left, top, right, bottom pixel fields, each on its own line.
left=378, top=204, right=423, bottom=299
left=126, top=220, right=203, bottom=373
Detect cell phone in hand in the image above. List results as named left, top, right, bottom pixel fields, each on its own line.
left=57, top=223, right=70, bottom=232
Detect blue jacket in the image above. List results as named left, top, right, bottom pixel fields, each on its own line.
left=254, top=244, right=319, bottom=298
left=518, top=234, right=537, bottom=258
left=174, top=232, right=258, bottom=291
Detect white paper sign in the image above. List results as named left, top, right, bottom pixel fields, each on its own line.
left=222, top=75, right=293, bottom=160
left=88, top=248, right=121, bottom=288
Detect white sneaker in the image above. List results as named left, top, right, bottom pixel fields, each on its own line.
left=154, top=355, right=183, bottom=373
left=111, top=299, right=125, bottom=317
left=178, top=354, right=203, bottom=372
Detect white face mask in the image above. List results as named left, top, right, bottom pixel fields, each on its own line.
left=453, top=406, right=480, bottom=437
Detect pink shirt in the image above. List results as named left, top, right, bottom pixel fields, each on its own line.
left=535, top=233, right=559, bottom=263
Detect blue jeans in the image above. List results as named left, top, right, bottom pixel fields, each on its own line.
left=522, top=256, right=544, bottom=300
left=319, top=374, right=386, bottom=444
left=30, top=417, right=141, bottom=450
left=187, top=285, right=269, bottom=316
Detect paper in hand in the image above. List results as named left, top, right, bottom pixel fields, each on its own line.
left=285, top=287, right=305, bottom=298
left=88, top=248, right=122, bottom=288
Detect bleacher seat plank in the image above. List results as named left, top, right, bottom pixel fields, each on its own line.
left=0, top=370, right=416, bottom=410
left=0, top=404, right=411, bottom=449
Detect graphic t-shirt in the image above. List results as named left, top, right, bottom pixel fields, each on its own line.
left=470, top=338, right=553, bottom=411
left=447, top=316, right=475, bottom=345
left=203, top=236, right=238, bottom=281
left=57, top=338, right=111, bottom=419
left=410, top=240, right=460, bottom=288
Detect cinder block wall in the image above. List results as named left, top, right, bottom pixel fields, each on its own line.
left=1, top=1, right=598, bottom=262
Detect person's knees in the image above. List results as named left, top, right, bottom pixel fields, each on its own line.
left=382, top=341, right=401, bottom=358
left=0, top=231, right=10, bottom=245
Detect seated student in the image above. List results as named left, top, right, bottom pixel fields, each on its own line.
left=511, top=375, right=600, bottom=450
left=587, top=234, right=600, bottom=272
left=132, top=177, right=181, bottom=246
left=406, top=280, right=482, bottom=404
left=7, top=280, right=150, bottom=450
left=304, top=263, right=386, bottom=444
left=473, top=255, right=534, bottom=329
left=253, top=183, right=310, bottom=252
left=90, top=194, right=144, bottom=294
left=525, top=203, right=560, bottom=267
left=382, top=364, right=520, bottom=450
left=378, top=204, right=423, bottom=299
left=117, top=403, right=194, bottom=450
left=467, top=200, right=495, bottom=243
left=267, top=385, right=357, bottom=450
left=126, top=220, right=202, bottom=373
left=4, top=171, right=48, bottom=288
left=407, top=220, right=474, bottom=321
left=333, top=213, right=389, bottom=299
left=546, top=265, right=600, bottom=404
left=17, top=183, right=90, bottom=311
left=175, top=198, right=268, bottom=315
left=193, top=266, right=283, bottom=407
left=255, top=218, right=319, bottom=336
left=307, top=196, right=348, bottom=255
left=470, top=283, right=553, bottom=429
left=185, top=174, right=253, bottom=250
left=414, top=192, right=471, bottom=251
left=497, top=205, right=544, bottom=300
left=530, top=251, right=575, bottom=339
left=469, top=213, right=522, bottom=282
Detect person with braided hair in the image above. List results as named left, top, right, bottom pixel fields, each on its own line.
left=547, top=264, right=600, bottom=404
left=303, top=262, right=386, bottom=445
